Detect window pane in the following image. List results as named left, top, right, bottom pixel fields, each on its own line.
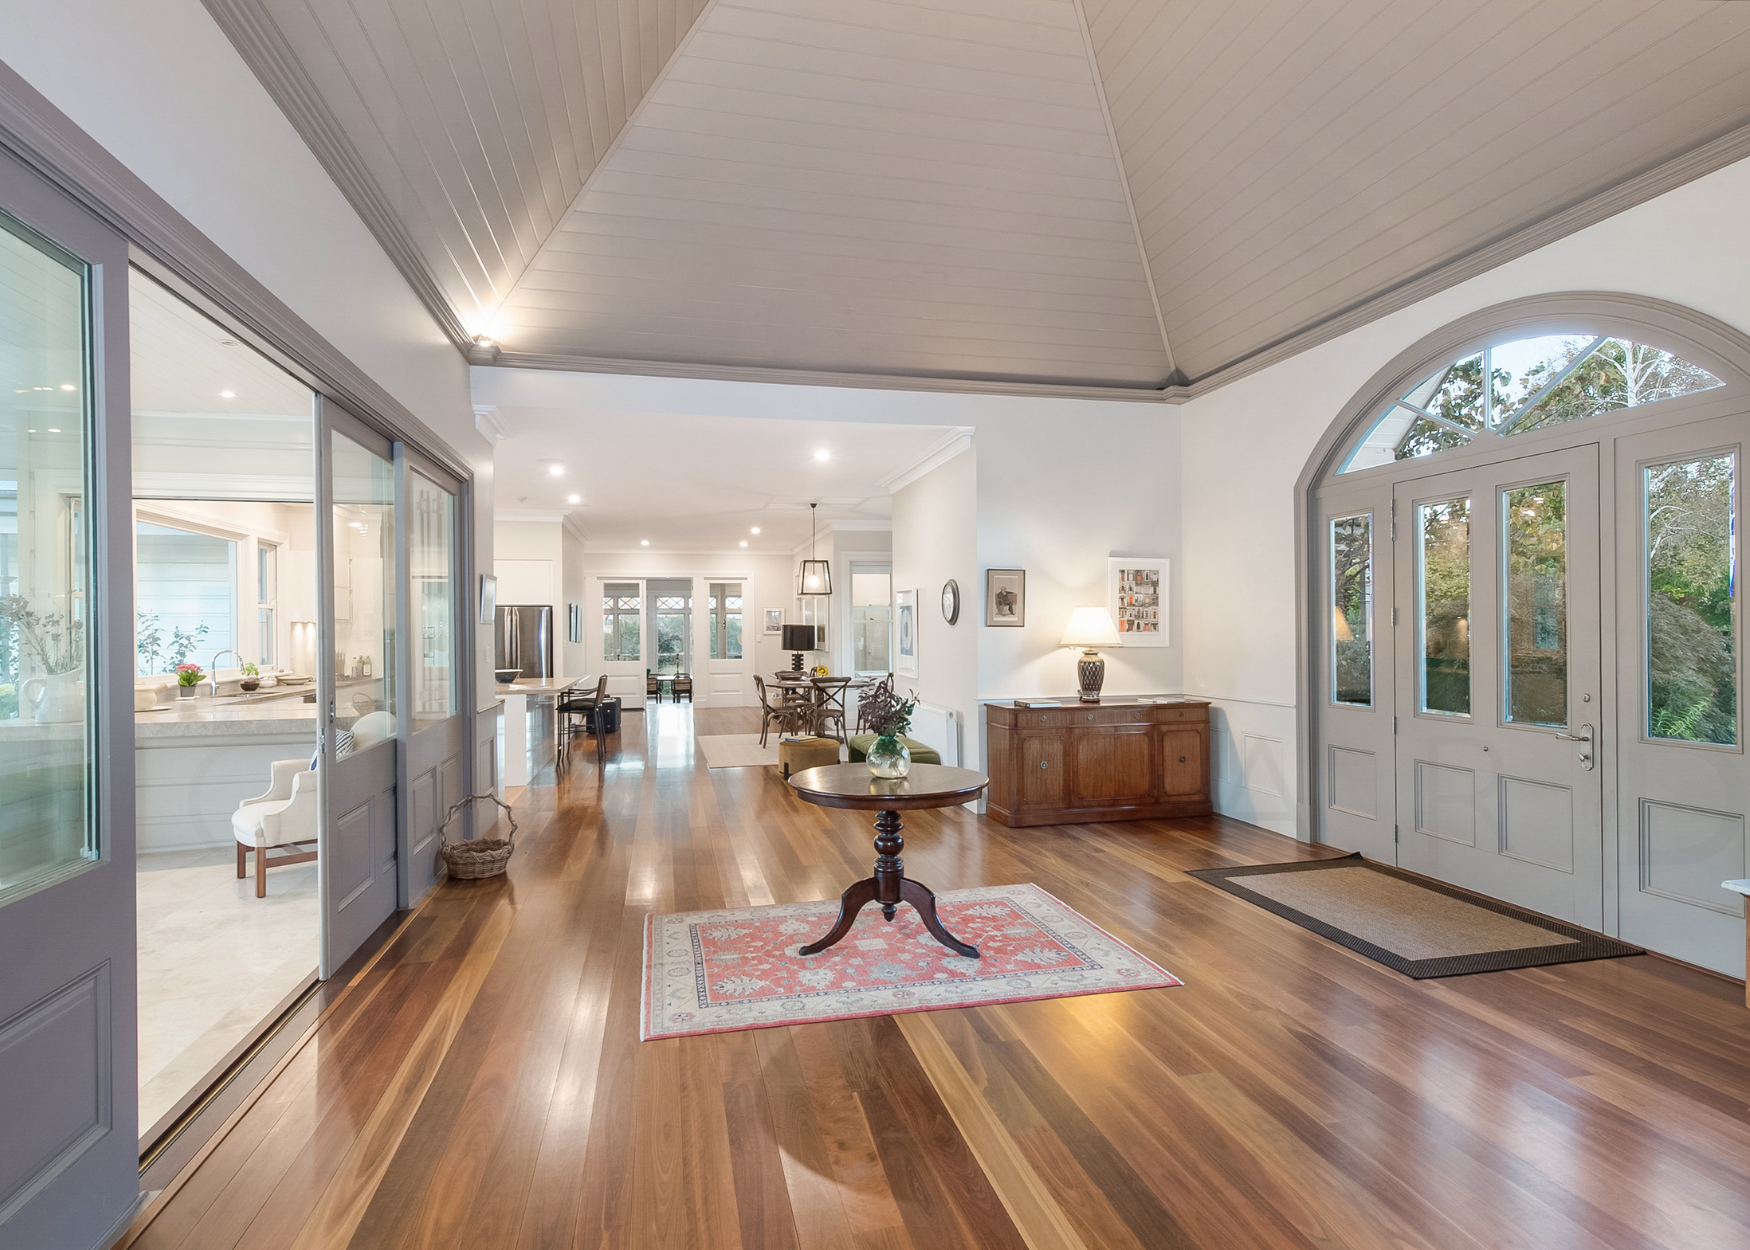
left=332, top=432, right=396, bottom=722
left=409, top=471, right=457, bottom=725
left=1409, top=352, right=1487, bottom=430
left=1330, top=514, right=1371, bottom=706
left=1419, top=497, right=1471, bottom=716
left=0, top=215, right=94, bottom=901
left=1646, top=454, right=1737, bottom=745
left=134, top=521, right=237, bottom=671
left=1503, top=482, right=1567, bottom=726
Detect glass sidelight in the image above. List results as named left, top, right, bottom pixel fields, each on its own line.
left=1503, top=482, right=1568, bottom=726
left=331, top=432, right=396, bottom=728
left=1644, top=452, right=1737, bottom=745
left=0, top=215, right=94, bottom=902
left=1418, top=497, right=1472, bottom=716
left=407, top=470, right=457, bottom=729
left=1330, top=514, right=1372, bottom=705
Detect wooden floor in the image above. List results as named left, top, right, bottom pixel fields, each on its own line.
left=124, top=704, right=1750, bottom=1250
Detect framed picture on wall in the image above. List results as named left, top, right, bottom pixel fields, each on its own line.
left=1107, top=557, right=1169, bottom=646
left=895, top=589, right=918, bottom=676
left=568, top=602, right=582, bottom=644
left=478, top=573, right=497, bottom=624
left=764, top=608, right=783, bottom=634
left=984, top=568, right=1025, bottom=626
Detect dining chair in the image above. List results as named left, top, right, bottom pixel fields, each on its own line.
left=753, top=675, right=802, bottom=747
left=673, top=674, right=693, bottom=704
left=810, top=676, right=852, bottom=744
left=559, top=674, right=612, bottom=763
left=646, top=673, right=661, bottom=704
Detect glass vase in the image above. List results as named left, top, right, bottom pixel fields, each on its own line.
left=867, top=733, right=911, bottom=779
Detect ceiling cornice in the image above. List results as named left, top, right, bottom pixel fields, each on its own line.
left=878, top=428, right=975, bottom=494
left=488, top=351, right=1188, bottom=404
left=1182, top=117, right=1750, bottom=399
left=201, top=0, right=476, bottom=355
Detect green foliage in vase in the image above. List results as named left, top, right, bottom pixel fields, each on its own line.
left=0, top=596, right=85, bottom=677
left=858, top=676, right=918, bottom=738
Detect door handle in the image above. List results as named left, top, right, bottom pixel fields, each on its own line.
left=1555, top=723, right=1595, bottom=771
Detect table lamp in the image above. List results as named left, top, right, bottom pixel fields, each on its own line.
left=781, top=624, right=816, bottom=672
left=1060, top=606, right=1121, bottom=702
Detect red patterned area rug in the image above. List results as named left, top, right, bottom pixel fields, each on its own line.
left=641, top=883, right=1181, bottom=1041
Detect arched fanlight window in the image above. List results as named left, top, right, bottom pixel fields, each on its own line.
left=1339, top=334, right=1723, bottom=473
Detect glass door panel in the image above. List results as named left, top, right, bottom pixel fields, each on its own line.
left=1417, top=497, right=1472, bottom=716
left=331, top=432, right=396, bottom=728
left=1503, top=482, right=1568, bottom=726
left=408, top=470, right=457, bottom=729
left=1330, top=514, right=1372, bottom=706
left=1644, top=452, right=1736, bottom=745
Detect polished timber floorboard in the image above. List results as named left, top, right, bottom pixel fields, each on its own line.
left=124, top=705, right=1750, bottom=1250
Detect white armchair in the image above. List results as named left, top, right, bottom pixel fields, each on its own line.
left=232, top=758, right=319, bottom=897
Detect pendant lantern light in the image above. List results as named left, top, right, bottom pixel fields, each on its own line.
left=797, top=502, right=832, bottom=596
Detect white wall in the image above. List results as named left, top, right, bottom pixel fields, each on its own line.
left=1180, top=153, right=1750, bottom=838
left=561, top=523, right=587, bottom=681
left=892, top=448, right=980, bottom=763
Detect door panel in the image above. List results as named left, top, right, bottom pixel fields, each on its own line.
left=1018, top=735, right=1063, bottom=805
left=1615, top=416, right=1748, bottom=976
left=319, top=406, right=399, bottom=975
left=1161, top=729, right=1205, bottom=798
left=1394, top=445, right=1603, bottom=926
left=1073, top=729, right=1153, bottom=803
left=0, top=158, right=140, bottom=1249
left=400, top=460, right=462, bottom=905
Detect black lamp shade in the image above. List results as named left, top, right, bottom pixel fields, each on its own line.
left=797, top=559, right=832, bottom=595
left=781, top=624, right=816, bottom=652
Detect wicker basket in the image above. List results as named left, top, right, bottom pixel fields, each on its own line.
left=438, top=792, right=518, bottom=880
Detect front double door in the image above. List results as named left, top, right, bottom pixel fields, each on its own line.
left=1392, top=445, right=1604, bottom=927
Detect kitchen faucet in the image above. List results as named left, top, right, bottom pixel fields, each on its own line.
left=209, top=650, right=245, bottom=697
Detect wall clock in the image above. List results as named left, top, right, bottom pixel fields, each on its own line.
left=941, top=579, right=960, bottom=625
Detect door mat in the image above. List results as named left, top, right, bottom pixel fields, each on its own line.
left=1187, top=853, right=1642, bottom=979
left=642, top=883, right=1181, bottom=1040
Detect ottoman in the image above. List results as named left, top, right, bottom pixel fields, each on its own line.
left=846, top=733, right=941, bottom=765
left=779, top=736, right=841, bottom=779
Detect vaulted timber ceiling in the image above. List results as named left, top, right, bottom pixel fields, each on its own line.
left=208, top=0, right=1750, bottom=397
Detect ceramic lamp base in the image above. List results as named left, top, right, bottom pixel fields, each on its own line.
left=1077, top=651, right=1105, bottom=703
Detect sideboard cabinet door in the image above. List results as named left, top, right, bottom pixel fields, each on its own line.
left=1160, top=728, right=1204, bottom=797
left=1019, top=734, right=1064, bottom=807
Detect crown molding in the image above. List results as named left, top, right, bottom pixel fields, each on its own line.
left=494, top=509, right=569, bottom=524
left=0, top=56, right=472, bottom=482
left=200, top=0, right=475, bottom=355
left=878, top=427, right=975, bottom=494
left=490, top=351, right=1187, bottom=404
left=472, top=404, right=510, bottom=444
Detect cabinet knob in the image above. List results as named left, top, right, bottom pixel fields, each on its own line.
left=1040, top=760, right=1049, bottom=769
left=1086, top=712, right=1094, bottom=721
left=1178, top=756, right=1187, bottom=763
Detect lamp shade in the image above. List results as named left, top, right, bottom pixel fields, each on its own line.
left=797, top=559, right=832, bottom=595
left=1060, top=606, right=1120, bottom=648
left=781, top=624, right=817, bottom=652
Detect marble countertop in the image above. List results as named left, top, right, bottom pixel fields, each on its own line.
left=1723, top=879, right=1750, bottom=897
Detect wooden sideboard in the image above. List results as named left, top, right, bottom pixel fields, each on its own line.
left=985, top=699, right=1213, bottom=827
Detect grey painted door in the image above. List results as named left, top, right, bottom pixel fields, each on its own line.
left=1315, top=480, right=1398, bottom=861
left=1614, top=414, right=1748, bottom=977
left=397, top=455, right=466, bottom=908
left=318, top=402, right=399, bottom=975
left=0, top=153, right=140, bottom=1249
left=1393, top=444, right=1605, bottom=928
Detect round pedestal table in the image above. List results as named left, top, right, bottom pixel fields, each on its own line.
left=786, top=762, right=989, bottom=958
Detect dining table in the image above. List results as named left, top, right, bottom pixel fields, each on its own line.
left=768, top=674, right=871, bottom=737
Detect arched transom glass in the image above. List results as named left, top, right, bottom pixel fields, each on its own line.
left=1340, top=334, right=1722, bottom=473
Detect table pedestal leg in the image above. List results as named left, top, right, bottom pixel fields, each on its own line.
left=797, top=808, right=979, bottom=959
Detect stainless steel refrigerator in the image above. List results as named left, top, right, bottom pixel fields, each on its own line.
left=495, top=604, right=553, bottom=680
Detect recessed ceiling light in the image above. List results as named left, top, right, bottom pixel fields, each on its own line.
left=46, top=428, right=60, bottom=434
left=813, top=449, right=830, bottom=461
left=739, top=540, right=748, bottom=547
left=547, top=464, right=564, bottom=477
left=567, top=493, right=581, bottom=504
left=26, top=428, right=36, bottom=434
left=219, top=390, right=236, bottom=398
left=59, top=383, right=75, bottom=391
left=750, top=526, right=760, bottom=534
left=640, top=539, right=649, bottom=546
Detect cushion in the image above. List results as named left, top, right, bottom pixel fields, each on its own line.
left=847, top=734, right=940, bottom=765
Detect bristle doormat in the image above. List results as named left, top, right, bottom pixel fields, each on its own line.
left=1187, top=853, right=1641, bottom=979
left=641, top=883, right=1181, bottom=1040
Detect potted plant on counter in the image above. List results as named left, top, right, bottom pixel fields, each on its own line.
left=175, top=663, right=204, bottom=698
left=857, top=677, right=919, bottom=779
left=240, top=662, right=260, bottom=692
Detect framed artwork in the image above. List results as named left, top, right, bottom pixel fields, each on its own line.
left=984, top=568, right=1025, bottom=626
left=477, top=573, right=497, bottom=625
left=764, top=608, right=783, bottom=634
left=1107, top=557, right=1169, bottom=646
left=567, top=602, right=582, bottom=644
left=895, top=589, right=918, bottom=676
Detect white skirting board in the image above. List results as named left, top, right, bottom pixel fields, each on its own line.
left=909, top=702, right=960, bottom=767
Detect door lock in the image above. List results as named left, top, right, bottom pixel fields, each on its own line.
left=1555, top=723, right=1594, bottom=771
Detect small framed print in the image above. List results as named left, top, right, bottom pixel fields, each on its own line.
left=895, top=589, right=918, bottom=676
left=985, top=568, right=1025, bottom=627
left=478, top=574, right=498, bottom=624
left=764, top=608, right=783, bottom=634
left=1108, top=557, right=1168, bottom=646
left=568, top=602, right=582, bottom=644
